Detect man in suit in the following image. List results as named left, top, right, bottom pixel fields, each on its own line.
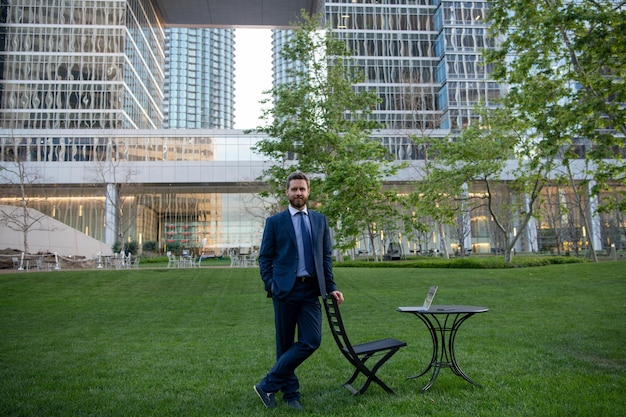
left=254, top=171, right=344, bottom=410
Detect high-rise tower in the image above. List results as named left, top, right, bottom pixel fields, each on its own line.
left=325, top=1, right=499, bottom=159
left=326, top=0, right=499, bottom=133
left=164, top=28, right=234, bottom=129
left=0, top=0, right=165, bottom=130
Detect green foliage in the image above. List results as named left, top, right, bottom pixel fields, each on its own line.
left=113, top=240, right=138, bottom=255
left=337, top=255, right=585, bottom=269
left=410, top=106, right=551, bottom=263
left=486, top=0, right=626, bottom=197
left=125, top=240, right=139, bottom=255
left=165, top=241, right=181, bottom=254
left=252, top=10, right=404, bottom=252
left=321, top=158, right=402, bottom=253
left=479, top=0, right=626, bottom=261
left=253, top=11, right=380, bottom=192
left=142, top=240, right=158, bottom=254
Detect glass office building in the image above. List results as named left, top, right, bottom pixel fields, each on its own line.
left=324, top=0, right=499, bottom=144
left=271, top=0, right=506, bottom=249
left=0, top=0, right=619, bottom=256
left=269, top=0, right=616, bottom=254
left=271, top=29, right=304, bottom=87
left=164, top=28, right=234, bottom=129
left=272, top=1, right=499, bottom=160
left=0, top=0, right=165, bottom=130
left=0, top=0, right=256, bottom=254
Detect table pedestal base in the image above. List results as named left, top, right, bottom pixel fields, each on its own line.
left=404, top=308, right=485, bottom=393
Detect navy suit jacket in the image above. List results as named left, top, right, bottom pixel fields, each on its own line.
left=259, top=208, right=337, bottom=299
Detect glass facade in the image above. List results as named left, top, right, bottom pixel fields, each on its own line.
left=164, top=28, right=234, bottom=129
left=0, top=131, right=265, bottom=162
left=323, top=0, right=498, bottom=136
left=327, top=0, right=439, bottom=131
left=271, top=29, right=304, bottom=87
left=0, top=185, right=268, bottom=253
left=0, top=129, right=269, bottom=252
left=0, top=0, right=165, bottom=130
left=270, top=1, right=499, bottom=161
left=435, top=1, right=498, bottom=131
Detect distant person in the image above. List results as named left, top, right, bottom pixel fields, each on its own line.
left=254, top=171, right=344, bottom=410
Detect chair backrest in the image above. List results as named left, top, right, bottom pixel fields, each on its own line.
left=323, top=296, right=357, bottom=358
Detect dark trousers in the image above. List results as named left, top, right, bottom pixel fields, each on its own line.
left=260, top=280, right=321, bottom=401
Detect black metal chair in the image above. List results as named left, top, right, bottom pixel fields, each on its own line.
left=323, top=296, right=407, bottom=395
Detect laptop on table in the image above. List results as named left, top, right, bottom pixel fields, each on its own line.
left=397, top=286, right=438, bottom=312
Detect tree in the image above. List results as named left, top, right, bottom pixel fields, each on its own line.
left=0, top=158, right=50, bottom=254
left=406, top=142, right=461, bottom=259
left=598, top=184, right=626, bottom=249
left=142, top=240, right=158, bottom=256
left=452, top=184, right=473, bottom=257
left=536, top=185, right=568, bottom=255
left=322, top=157, right=401, bottom=261
left=560, top=163, right=599, bottom=260
left=253, top=11, right=403, bottom=257
left=486, top=0, right=626, bottom=246
left=415, top=106, right=553, bottom=263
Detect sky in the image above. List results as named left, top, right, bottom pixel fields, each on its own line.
left=233, top=28, right=273, bottom=129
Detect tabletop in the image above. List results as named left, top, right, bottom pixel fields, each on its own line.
left=397, top=305, right=489, bottom=314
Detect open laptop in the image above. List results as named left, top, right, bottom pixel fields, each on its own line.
left=398, top=286, right=438, bottom=312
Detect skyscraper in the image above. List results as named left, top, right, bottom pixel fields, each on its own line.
left=326, top=1, right=498, bottom=158
left=0, top=0, right=249, bottom=252
left=272, top=1, right=499, bottom=160
left=271, top=29, right=303, bottom=88
left=0, top=0, right=165, bottom=130
left=164, top=28, right=234, bottom=129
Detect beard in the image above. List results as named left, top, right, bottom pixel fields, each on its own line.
left=289, top=195, right=308, bottom=209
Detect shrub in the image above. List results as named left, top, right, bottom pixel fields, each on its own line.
left=125, top=240, right=139, bottom=255
left=142, top=241, right=159, bottom=255
left=166, top=241, right=182, bottom=254
left=112, top=241, right=122, bottom=253
left=336, top=256, right=585, bottom=269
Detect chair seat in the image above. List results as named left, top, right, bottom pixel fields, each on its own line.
left=348, top=338, right=406, bottom=356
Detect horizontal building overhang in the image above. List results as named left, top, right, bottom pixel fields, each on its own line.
left=153, top=0, right=321, bottom=28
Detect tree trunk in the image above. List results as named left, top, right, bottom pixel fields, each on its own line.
left=437, top=220, right=450, bottom=259
left=504, top=247, right=514, bottom=263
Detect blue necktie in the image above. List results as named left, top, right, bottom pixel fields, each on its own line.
left=299, top=212, right=315, bottom=274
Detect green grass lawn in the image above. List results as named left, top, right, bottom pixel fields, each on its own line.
left=1, top=263, right=624, bottom=416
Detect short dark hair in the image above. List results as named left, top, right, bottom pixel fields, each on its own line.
left=286, top=171, right=310, bottom=189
